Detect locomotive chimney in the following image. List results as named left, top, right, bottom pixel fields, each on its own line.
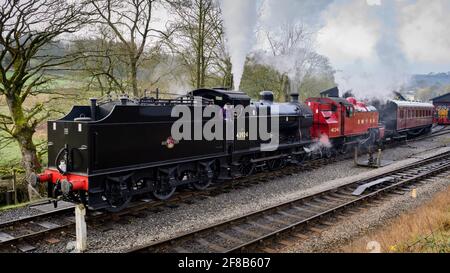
left=120, top=96, right=128, bottom=105
left=260, top=91, right=274, bottom=103
left=291, top=93, right=299, bottom=103
left=90, top=98, right=97, bottom=121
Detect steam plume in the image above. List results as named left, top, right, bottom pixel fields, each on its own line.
left=220, top=0, right=258, bottom=90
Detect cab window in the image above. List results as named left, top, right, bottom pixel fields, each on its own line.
left=331, top=104, right=337, bottom=112
left=346, top=106, right=354, bottom=117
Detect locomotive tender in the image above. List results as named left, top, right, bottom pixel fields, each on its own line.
left=32, top=88, right=434, bottom=211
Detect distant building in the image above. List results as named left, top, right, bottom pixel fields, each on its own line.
left=431, top=93, right=450, bottom=125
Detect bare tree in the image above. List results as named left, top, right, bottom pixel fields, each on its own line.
left=265, top=22, right=322, bottom=101
left=72, top=27, right=128, bottom=95
left=89, top=0, right=169, bottom=97
left=166, top=0, right=225, bottom=88
left=210, top=21, right=232, bottom=89
left=0, top=0, right=87, bottom=180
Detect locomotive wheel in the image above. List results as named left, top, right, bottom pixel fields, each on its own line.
left=239, top=160, right=255, bottom=177
left=104, top=178, right=132, bottom=213
left=193, top=177, right=212, bottom=191
left=268, top=159, right=284, bottom=170
left=293, top=153, right=307, bottom=165
left=106, top=195, right=132, bottom=213
left=153, top=183, right=176, bottom=200
left=323, top=148, right=333, bottom=158
left=339, top=145, right=347, bottom=154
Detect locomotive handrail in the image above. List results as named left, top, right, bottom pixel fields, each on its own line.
left=95, top=93, right=214, bottom=107
left=139, top=96, right=214, bottom=106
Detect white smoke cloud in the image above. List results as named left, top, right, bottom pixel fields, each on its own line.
left=259, top=0, right=331, bottom=27
left=366, top=0, right=381, bottom=6
left=317, top=1, right=380, bottom=64
left=314, top=0, right=450, bottom=99
left=399, top=0, right=450, bottom=64
left=316, top=0, right=413, bottom=99
left=220, top=0, right=259, bottom=90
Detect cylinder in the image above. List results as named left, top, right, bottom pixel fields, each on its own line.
left=90, top=98, right=97, bottom=121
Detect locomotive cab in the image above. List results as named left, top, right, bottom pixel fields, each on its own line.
left=306, top=91, right=382, bottom=152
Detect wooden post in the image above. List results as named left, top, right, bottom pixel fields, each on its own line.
left=377, top=149, right=382, bottom=168
left=12, top=170, right=17, bottom=205
left=354, top=146, right=358, bottom=165
left=411, top=189, right=417, bottom=199
left=75, top=204, right=87, bottom=252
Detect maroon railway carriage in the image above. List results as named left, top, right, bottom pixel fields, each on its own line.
left=305, top=96, right=383, bottom=152
left=431, top=93, right=450, bottom=125
left=379, top=100, right=434, bottom=138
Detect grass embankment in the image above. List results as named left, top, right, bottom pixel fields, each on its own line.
left=341, top=185, right=450, bottom=253
left=0, top=202, right=31, bottom=211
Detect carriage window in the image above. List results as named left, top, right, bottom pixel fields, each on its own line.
left=400, top=110, right=404, bottom=119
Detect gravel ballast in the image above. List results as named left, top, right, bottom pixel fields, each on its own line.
left=278, top=177, right=450, bottom=253
left=2, top=133, right=449, bottom=253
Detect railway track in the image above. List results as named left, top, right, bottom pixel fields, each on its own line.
left=127, top=150, right=450, bottom=253
left=0, top=127, right=448, bottom=252
left=0, top=206, right=75, bottom=252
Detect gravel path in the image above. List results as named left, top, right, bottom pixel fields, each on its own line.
left=0, top=205, right=46, bottom=224
left=3, top=133, right=449, bottom=253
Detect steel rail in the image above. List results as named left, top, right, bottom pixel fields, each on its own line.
left=0, top=127, right=447, bottom=252
left=127, top=150, right=450, bottom=253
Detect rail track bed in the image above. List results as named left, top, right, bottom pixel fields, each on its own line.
left=128, top=150, right=450, bottom=253
left=0, top=207, right=75, bottom=252
left=0, top=128, right=448, bottom=252
left=0, top=156, right=336, bottom=252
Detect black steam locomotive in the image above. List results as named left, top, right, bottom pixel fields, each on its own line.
left=33, top=89, right=313, bottom=211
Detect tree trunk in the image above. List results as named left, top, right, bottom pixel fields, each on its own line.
left=223, top=60, right=233, bottom=89
left=5, top=96, right=41, bottom=199
left=196, top=0, right=204, bottom=89
left=130, top=58, right=139, bottom=97
left=16, top=129, right=41, bottom=176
